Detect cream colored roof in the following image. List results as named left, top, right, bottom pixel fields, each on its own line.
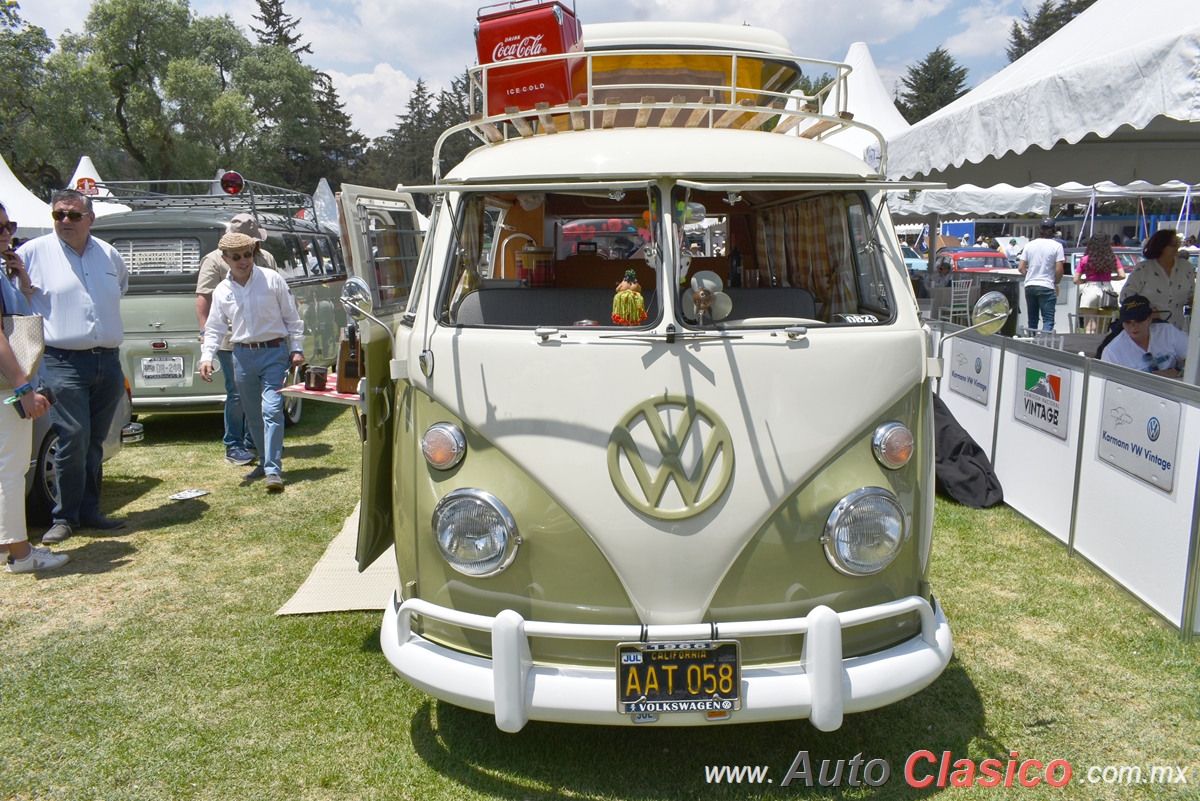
left=445, top=127, right=876, bottom=184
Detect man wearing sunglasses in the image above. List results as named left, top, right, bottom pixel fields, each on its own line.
left=16, top=189, right=129, bottom=544
left=195, top=213, right=278, bottom=468
left=198, top=232, right=304, bottom=492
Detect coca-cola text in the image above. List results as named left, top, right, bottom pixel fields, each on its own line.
left=493, top=34, right=546, bottom=61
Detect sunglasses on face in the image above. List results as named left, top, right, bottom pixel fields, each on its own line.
left=224, top=250, right=256, bottom=262
left=0, top=221, right=16, bottom=235
left=51, top=209, right=87, bottom=222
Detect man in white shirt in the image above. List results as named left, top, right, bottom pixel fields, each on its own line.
left=195, top=213, right=278, bottom=467
left=1101, top=294, right=1188, bottom=378
left=1017, top=221, right=1064, bottom=332
left=18, top=189, right=129, bottom=543
left=199, top=233, right=304, bottom=492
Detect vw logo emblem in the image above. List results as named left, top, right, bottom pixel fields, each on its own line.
left=607, top=395, right=734, bottom=520
left=974, top=357, right=982, bottom=374
left=1147, top=416, right=1161, bottom=442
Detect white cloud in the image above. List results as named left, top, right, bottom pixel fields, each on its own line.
left=327, top=63, right=417, bottom=140
left=943, top=1, right=1018, bottom=58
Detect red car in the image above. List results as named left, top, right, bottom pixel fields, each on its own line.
left=934, top=247, right=1012, bottom=272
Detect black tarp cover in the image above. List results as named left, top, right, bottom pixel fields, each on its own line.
left=932, top=394, right=1004, bottom=508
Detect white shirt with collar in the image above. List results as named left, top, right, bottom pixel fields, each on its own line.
left=201, top=265, right=304, bottom=363
left=18, top=233, right=129, bottom=349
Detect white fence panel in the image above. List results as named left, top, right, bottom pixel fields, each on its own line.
left=992, top=343, right=1088, bottom=543
left=938, top=334, right=1003, bottom=455
left=1072, top=366, right=1200, bottom=628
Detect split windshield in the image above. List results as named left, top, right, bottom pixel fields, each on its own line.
left=440, top=185, right=894, bottom=329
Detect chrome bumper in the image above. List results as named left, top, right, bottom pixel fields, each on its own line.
left=380, top=594, right=953, bottom=732
left=121, top=422, right=145, bottom=444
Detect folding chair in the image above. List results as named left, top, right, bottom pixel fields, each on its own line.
left=1069, top=312, right=1109, bottom=334
left=938, top=279, right=972, bottom=326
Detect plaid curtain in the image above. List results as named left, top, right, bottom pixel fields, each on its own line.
left=753, top=195, right=859, bottom=320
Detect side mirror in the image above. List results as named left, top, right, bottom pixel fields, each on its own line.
left=932, top=291, right=1013, bottom=375
left=970, top=291, right=1011, bottom=337
left=339, top=275, right=406, bottom=380
left=340, top=275, right=373, bottom=321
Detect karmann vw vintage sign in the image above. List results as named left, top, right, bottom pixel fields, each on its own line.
left=607, top=395, right=733, bottom=519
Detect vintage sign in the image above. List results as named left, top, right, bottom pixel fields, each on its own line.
left=1096, top=380, right=1181, bottom=493
left=947, top=339, right=992, bottom=406
left=1013, top=356, right=1071, bottom=439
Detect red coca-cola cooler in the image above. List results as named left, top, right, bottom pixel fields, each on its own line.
left=475, top=0, right=584, bottom=115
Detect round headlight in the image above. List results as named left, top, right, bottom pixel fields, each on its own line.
left=822, top=487, right=906, bottom=576
left=432, top=489, right=519, bottom=577
left=872, top=422, right=914, bottom=469
left=423, top=423, right=466, bottom=470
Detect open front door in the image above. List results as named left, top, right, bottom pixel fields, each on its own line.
left=338, top=184, right=424, bottom=570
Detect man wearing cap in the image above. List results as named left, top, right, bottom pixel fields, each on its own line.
left=199, top=233, right=303, bottom=492
left=1004, top=238, right=1021, bottom=266
left=1100, top=294, right=1188, bottom=378
left=196, top=213, right=278, bottom=466
left=1017, top=221, right=1065, bottom=332
left=18, top=189, right=129, bottom=544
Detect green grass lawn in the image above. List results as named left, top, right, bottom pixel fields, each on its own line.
left=2, top=403, right=1198, bottom=800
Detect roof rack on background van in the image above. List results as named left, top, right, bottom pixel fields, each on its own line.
left=92, top=172, right=320, bottom=233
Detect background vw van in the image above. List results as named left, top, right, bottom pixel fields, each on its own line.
left=90, top=178, right=347, bottom=424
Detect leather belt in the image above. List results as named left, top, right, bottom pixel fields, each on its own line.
left=46, top=345, right=119, bottom=355
left=235, top=338, right=285, bottom=349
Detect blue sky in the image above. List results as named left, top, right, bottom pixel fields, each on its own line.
left=26, top=0, right=1027, bottom=139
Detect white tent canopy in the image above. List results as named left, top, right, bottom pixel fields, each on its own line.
left=0, top=155, right=51, bottom=236
left=888, top=0, right=1200, bottom=186
left=889, top=183, right=1054, bottom=218
left=817, top=43, right=910, bottom=169
left=69, top=155, right=130, bottom=216
left=889, top=180, right=1196, bottom=220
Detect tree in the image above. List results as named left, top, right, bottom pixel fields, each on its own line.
left=796, top=71, right=834, bottom=99
left=0, top=3, right=57, bottom=190
left=234, top=43, right=322, bottom=186
left=1007, top=0, right=1098, bottom=62
left=0, top=0, right=367, bottom=193
left=313, top=71, right=367, bottom=184
left=896, top=47, right=968, bottom=124
left=251, top=0, right=310, bottom=56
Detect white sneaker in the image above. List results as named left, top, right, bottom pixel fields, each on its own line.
left=7, top=546, right=69, bottom=573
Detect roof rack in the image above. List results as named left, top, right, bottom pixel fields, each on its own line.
left=91, top=177, right=320, bottom=232
left=431, top=47, right=885, bottom=180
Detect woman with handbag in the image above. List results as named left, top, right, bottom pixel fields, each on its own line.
left=1072, top=233, right=1125, bottom=333
left=0, top=201, right=66, bottom=573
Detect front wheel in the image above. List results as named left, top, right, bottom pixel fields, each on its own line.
left=284, top=365, right=303, bottom=427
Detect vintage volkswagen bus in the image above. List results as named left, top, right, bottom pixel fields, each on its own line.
left=89, top=176, right=347, bottom=423
left=338, top=21, right=960, bottom=731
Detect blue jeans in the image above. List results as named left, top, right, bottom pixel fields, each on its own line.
left=1025, top=285, right=1057, bottom=332
left=217, top=349, right=253, bottom=453
left=41, top=348, right=125, bottom=526
left=233, top=345, right=289, bottom=476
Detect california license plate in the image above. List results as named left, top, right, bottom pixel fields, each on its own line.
left=617, top=641, right=741, bottom=714
left=140, top=355, right=185, bottom=379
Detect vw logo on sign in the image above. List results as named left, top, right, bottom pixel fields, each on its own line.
left=607, top=395, right=734, bottom=520
left=1147, top=416, right=1161, bottom=442
left=974, top=357, right=982, bottom=374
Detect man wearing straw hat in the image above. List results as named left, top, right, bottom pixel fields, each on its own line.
left=198, top=232, right=303, bottom=492
left=196, top=213, right=277, bottom=467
